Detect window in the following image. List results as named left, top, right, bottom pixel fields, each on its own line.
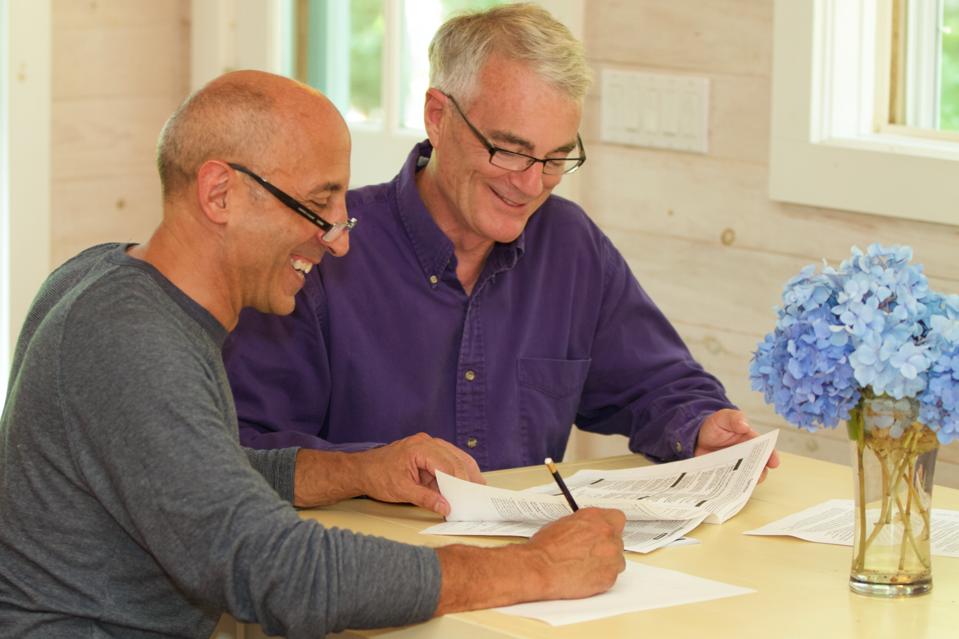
left=769, top=0, right=959, bottom=226
left=943, top=1, right=959, bottom=131
left=191, top=1, right=583, bottom=192
left=292, top=0, right=385, bottom=125
left=290, top=0, right=505, bottom=130
left=285, top=0, right=507, bottom=186
left=888, top=0, right=959, bottom=133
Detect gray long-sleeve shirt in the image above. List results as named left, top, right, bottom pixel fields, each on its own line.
left=0, top=244, right=441, bottom=638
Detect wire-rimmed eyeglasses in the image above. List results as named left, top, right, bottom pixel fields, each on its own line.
left=228, top=163, right=357, bottom=242
left=444, top=93, right=586, bottom=176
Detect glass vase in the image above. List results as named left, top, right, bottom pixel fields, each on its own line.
left=847, top=393, right=939, bottom=597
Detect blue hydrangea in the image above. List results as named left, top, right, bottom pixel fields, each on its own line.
left=919, top=352, right=959, bottom=444
left=750, top=266, right=859, bottom=431
left=751, top=243, right=958, bottom=444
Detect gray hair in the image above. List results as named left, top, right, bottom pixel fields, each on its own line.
left=428, top=3, right=591, bottom=106
left=156, top=82, right=278, bottom=201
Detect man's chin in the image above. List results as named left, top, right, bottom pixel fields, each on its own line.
left=256, top=296, right=298, bottom=317
left=487, top=219, right=529, bottom=244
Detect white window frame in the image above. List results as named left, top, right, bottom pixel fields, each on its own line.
left=190, top=0, right=584, bottom=196
left=769, top=0, right=959, bottom=226
left=902, top=0, right=942, bottom=129
left=1, top=0, right=51, bottom=406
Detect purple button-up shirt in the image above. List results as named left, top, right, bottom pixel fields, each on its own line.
left=223, top=141, right=735, bottom=470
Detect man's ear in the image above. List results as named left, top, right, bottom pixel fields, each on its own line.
left=195, top=160, right=234, bottom=224
left=423, top=88, right=448, bottom=146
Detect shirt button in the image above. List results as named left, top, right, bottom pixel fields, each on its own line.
left=467, top=437, right=478, bottom=449
left=674, top=441, right=684, bottom=453
left=429, top=275, right=439, bottom=285
left=464, top=370, right=476, bottom=381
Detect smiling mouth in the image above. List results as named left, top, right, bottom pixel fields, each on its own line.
left=291, top=257, right=314, bottom=276
left=491, top=187, right=527, bottom=208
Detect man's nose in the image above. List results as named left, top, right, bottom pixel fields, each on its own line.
left=509, top=161, right=548, bottom=196
left=320, top=227, right=350, bottom=256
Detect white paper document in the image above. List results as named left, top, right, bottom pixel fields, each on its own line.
left=493, top=560, right=754, bottom=626
left=426, top=517, right=707, bottom=554
left=744, top=499, right=959, bottom=558
left=423, top=430, right=778, bottom=553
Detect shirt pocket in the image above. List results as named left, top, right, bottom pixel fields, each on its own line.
left=517, top=357, right=592, bottom=466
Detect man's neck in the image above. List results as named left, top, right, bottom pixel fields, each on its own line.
left=415, top=162, right=494, bottom=295
left=127, top=218, right=237, bottom=330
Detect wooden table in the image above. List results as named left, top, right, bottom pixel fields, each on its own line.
left=221, top=451, right=959, bottom=638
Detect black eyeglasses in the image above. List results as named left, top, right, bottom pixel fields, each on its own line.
left=444, top=93, right=586, bottom=176
left=228, top=163, right=357, bottom=242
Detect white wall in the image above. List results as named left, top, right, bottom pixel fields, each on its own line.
left=573, top=0, right=959, bottom=486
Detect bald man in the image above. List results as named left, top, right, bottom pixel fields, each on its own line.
left=0, top=71, right=625, bottom=639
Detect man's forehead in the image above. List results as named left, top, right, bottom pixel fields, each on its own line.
left=486, top=126, right=578, bottom=154
left=302, top=154, right=350, bottom=195
left=468, top=94, right=582, bottom=153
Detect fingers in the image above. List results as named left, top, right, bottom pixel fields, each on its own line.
left=434, top=439, right=484, bottom=484
left=357, top=433, right=484, bottom=512
left=715, top=411, right=760, bottom=442
left=766, top=449, right=781, bottom=468
left=579, top=506, right=627, bottom=535
left=403, top=484, right=451, bottom=517
left=534, top=507, right=625, bottom=553
left=756, top=449, right=781, bottom=484
left=728, top=412, right=754, bottom=435
left=529, top=507, right=626, bottom=598
left=407, top=433, right=484, bottom=485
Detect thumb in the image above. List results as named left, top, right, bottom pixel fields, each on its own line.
left=404, top=484, right=451, bottom=517
left=733, top=419, right=753, bottom=434
left=726, top=412, right=752, bottom=434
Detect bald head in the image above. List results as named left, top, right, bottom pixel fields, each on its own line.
left=156, top=70, right=346, bottom=202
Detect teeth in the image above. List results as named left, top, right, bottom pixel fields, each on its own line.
left=291, top=258, right=313, bottom=275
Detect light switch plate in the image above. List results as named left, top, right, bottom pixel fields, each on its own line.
left=601, top=69, right=709, bottom=154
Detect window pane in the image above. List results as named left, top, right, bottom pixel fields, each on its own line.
left=292, top=0, right=384, bottom=125
left=942, top=0, right=959, bottom=131
left=347, top=0, right=385, bottom=123
left=399, top=0, right=506, bottom=131
left=295, top=0, right=509, bottom=131
left=889, top=0, right=959, bottom=132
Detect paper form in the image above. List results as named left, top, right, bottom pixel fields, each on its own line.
left=422, top=430, right=778, bottom=553
left=425, top=516, right=707, bottom=554
left=744, top=498, right=959, bottom=557
left=493, top=560, right=754, bottom=626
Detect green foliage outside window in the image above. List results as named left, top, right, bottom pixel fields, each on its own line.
left=942, top=0, right=959, bottom=131
left=440, top=0, right=505, bottom=17
left=348, top=0, right=384, bottom=119
left=347, top=0, right=504, bottom=123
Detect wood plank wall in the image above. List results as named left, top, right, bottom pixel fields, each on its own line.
left=564, top=0, right=959, bottom=488
left=46, top=0, right=959, bottom=487
left=51, top=0, right=190, bottom=267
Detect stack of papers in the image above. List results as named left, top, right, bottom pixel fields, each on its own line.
left=423, top=429, right=779, bottom=553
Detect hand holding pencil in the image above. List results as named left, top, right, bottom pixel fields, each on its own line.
left=524, top=505, right=627, bottom=599
left=434, top=457, right=627, bottom=610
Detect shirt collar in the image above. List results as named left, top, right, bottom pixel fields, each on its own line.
left=394, top=140, right=526, bottom=285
